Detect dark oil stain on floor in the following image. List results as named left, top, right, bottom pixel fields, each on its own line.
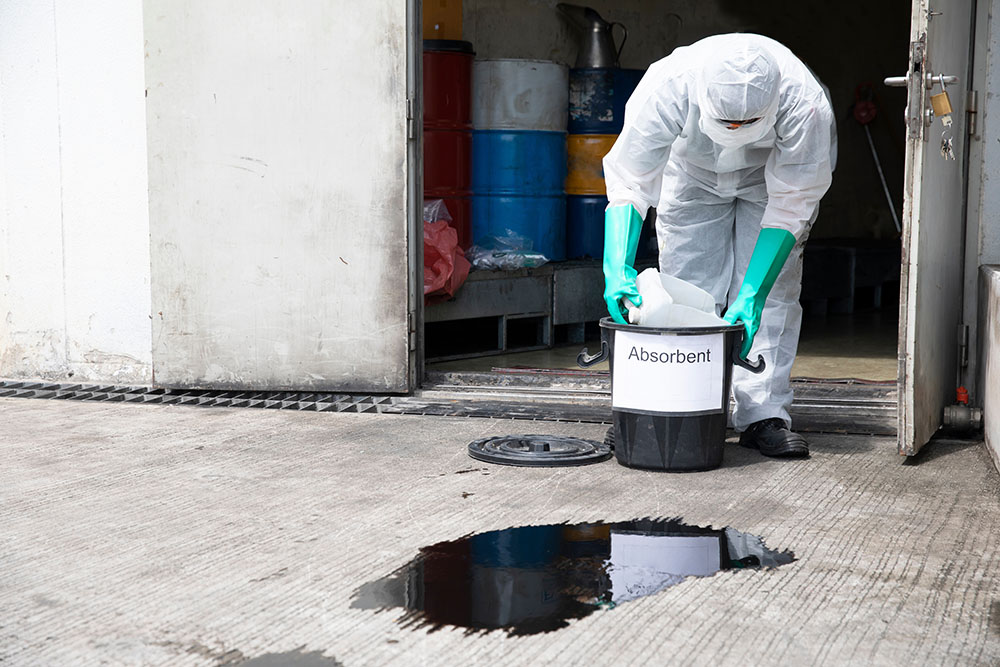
left=239, top=649, right=341, bottom=666
left=352, top=518, right=794, bottom=636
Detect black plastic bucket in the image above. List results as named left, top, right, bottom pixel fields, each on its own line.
left=578, top=317, right=765, bottom=472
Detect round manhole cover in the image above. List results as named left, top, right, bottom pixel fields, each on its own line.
left=468, top=435, right=612, bottom=467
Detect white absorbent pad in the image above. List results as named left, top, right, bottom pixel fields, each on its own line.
left=626, top=268, right=728, bottom=328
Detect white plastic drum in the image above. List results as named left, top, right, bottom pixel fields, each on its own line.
left=472, top=59, right=569, bottom=132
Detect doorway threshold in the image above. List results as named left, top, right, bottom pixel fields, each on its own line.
left=405, top=368, right=897, bottom=435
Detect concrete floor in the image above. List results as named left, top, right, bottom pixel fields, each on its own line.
left=3, top=396, right=998, bottom=666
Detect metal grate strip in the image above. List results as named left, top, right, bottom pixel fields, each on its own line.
left=0, top=380, right=395, bottom=413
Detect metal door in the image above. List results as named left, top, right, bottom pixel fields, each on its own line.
left=145, top=1, right=416, bottom=392
left=890, top=0, right=977, bottom=454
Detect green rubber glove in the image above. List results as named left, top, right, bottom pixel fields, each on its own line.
left=724, top=227, right=796, bottom=359
left=603, top=204, right=644, bottom=324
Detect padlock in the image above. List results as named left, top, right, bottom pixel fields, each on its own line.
left=931, top=73, right=954, bottom=117
left=931, top=90, right=953, bottom=116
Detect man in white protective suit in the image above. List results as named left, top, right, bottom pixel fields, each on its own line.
left=602, top=33, right=837, bottom=458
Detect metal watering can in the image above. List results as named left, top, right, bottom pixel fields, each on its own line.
left=557, top=3, right=628, bottom=69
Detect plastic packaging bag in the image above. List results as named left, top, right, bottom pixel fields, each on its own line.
left=423, top=199, right=452, bottom=226
left=466, top=229, right=549, bottom=271
left=423, top=200, right=470, bottom=304
left=626, top=267, right=727, bottom=327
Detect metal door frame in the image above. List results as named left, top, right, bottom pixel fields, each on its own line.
left=408, top=0, right=425, bottom=390
left=897, top=0, right=979, bottom=454
left=409, top=1, right=987, bottom=436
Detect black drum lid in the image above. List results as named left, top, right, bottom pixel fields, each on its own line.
left=468, top=434, right=612, bottom=467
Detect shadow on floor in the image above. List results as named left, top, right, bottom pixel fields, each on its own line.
left=806, top=433, right=880, bottom=455
left=902, top=436, right=985, bottom=466
left=719, top=441, right=791, bottom=470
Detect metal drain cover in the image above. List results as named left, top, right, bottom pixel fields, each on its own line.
left=468, top=435, right=612, bottom=467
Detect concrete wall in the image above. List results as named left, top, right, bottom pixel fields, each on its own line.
left=959, top=0, right=1000, bottom=401
left=0, top=1, right=413, bottom=392
left=0, top=1, right=152, bottom=383
left=145, top=1, right=412, bottom=392
left=978, top=267, right=1000, bottom=471
left=975, top=0, right=1000, bottom=267
left=462, top=0, right=912, bottom=241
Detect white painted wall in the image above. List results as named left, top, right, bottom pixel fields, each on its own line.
left=0, top=1, right=152, bottom=383
left=145, top=1, right=411, bottom=392
left=974, top=0, right=1000, bottom=268
left=960, top=0, right=1000, bottom=400
left=979, top=267, right=1000, bottom=472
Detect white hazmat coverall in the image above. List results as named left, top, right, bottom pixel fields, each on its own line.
left=603, top=33, right=837, bottom=430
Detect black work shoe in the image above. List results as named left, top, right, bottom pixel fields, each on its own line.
left=739, top=418, right=810, bottom=458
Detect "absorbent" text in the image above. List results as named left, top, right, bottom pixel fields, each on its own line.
left=627, top=346, right=712, bottom=364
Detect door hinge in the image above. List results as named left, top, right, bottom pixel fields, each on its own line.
left=967, top=90, right=978, bottom=136
left=958, top=323, right=969, bottom=368
left=408, top=311, right=417, bottom=351
left=406, top=98, right=418, bottom=140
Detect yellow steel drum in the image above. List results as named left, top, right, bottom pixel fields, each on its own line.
left=566, top=134, right=617, bottom=195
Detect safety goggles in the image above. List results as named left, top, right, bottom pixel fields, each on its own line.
left=717, top=117, right=762, bottom=130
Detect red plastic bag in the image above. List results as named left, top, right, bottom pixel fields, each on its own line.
left=424, top=203, right=470, bottom=305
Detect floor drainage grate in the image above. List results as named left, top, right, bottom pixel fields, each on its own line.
left=0, top=380, right=395, bottom=413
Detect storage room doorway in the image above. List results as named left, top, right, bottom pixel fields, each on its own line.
left=420, top=0, right=910, bottom=387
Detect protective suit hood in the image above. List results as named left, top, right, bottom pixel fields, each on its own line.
left=696, top=40, right=781, bottom=148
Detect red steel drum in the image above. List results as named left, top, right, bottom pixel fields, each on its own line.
left=424, top=40, right=474, bottom=249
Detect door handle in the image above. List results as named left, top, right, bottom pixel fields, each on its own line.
left=884, top=72, right=959, bottom=88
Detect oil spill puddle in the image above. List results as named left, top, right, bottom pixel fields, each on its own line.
left=352, top=518, right=794, bottom=635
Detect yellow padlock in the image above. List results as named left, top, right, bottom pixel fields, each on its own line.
left=931, top=90, right=953, bottom=117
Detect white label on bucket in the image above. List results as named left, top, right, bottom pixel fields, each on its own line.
left=612, top=330, right=725, bottom=413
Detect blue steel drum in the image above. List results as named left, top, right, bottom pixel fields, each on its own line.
left=472, top=129, right=566, bottom=194
left=567, top=194, right=657, bottom=261
left=566, top=194, right=608, bottom=259
left=568, top=68, right=646, bottom=135
left=471, top=194, right=567, bottom=261
left=472, top=129, right=567, bottom=260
